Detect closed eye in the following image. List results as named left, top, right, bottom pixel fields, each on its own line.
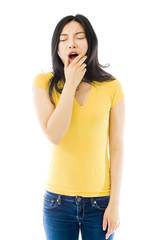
left=59, top=38, right=85, bottom=42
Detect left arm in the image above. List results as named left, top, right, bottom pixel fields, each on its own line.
left=103, top=98, right=125, bottom=238
left=109, top=97, right=125, bottom=206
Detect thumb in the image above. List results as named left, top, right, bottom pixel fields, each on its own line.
left=64, top=55, right=69, bottom=70
left=103, top=215, right=108, bottom=231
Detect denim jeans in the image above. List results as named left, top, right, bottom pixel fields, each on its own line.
left=43, top=190, right=115, bottom=240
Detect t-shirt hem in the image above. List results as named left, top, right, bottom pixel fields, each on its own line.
left=45, top=185, right=111, bottom=197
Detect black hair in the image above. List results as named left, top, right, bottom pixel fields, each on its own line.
left=48, top=14, right=116, bottom=106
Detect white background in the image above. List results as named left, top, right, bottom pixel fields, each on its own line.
left=0, top=0, right=160, bottom=239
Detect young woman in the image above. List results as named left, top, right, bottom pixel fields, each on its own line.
left=32, top=14, right=125, bottom=240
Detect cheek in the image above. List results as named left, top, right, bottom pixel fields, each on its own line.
left=57, top=44, right=65, bottom=57
left=80, top=40, right=88, bottom=52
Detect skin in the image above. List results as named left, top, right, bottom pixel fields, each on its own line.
left=57, top=20, right=88, bottom=90
left=58, top=19, right=125, bottom=240
left=57, top=20, right=88, bottom=65
left=103, top=98, right=125, bottom=239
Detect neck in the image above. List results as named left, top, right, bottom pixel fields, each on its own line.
left=76, top=77, right=88, bottom=91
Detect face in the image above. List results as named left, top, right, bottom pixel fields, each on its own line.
left=57, top=20, right=88, bottom=64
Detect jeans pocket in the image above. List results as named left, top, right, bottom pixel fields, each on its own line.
left=94, top=196, right=110, bottom=211
left=43, top=194, right=58, bottom=210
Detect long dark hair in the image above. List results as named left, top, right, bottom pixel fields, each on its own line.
left=48, top=14, right=116, bottom=106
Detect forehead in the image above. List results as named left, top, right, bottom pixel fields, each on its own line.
left=61, top=21, right=84, bottom=34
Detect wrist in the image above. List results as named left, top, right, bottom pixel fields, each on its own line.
left=64, top=82, right=76, bottom=92
left=108, top=198, right=120, bottom=208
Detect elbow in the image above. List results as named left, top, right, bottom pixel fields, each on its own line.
left=43, top=126, right=60, bottom=146
left=52, top=141, right=60, bottom=146
left=47, top=135, right=60, bottom=146
left=47, top=132, right=60, bottom=145
left=52, top=137, right=61, bottom=146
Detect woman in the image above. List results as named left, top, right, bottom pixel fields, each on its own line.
left=32, top=14, right=125, bottom=240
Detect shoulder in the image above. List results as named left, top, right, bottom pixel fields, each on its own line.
left=105, top=79, right=122, bottom=87
left=93, top=79, right=122, bottom=90
left=32, top=72, right=54, bottom=92
left=93, top=79, right=125, bottom=108
left=108, top=79, right=125, bottom=108
left=101, top=79, right=124, bottom=93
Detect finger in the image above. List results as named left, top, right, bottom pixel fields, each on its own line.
left=70, top=52, right=85, bottom=65
left=77, top=56, right=87, bottom=67
left=114, top=225, right=118, bottom=231
left=114, top=222, right=120, bottom=231
left=102, top=216, right=108, bottom=231
left=80, top=63, right=87, bottom=71
left=82, top=67, right=87, bottom=74
left=105, top=219, right=111, bottom=238
left=105, top=231, right=111, bottom=239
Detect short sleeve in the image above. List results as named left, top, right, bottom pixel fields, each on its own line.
left=32, top=72, right=53, bottom=92
left=110, top=79, right=125, bottom=108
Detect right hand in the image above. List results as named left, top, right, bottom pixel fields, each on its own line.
left=64, top=52, right=87, bottom=90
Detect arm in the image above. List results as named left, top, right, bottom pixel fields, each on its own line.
left=32, top=83, right=76, bottom=145
left=46, top=83, right=76, bottom=144
left=108, top=98, right=125, bottom=207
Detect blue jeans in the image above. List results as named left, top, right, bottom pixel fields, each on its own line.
left=43, top=190, right=115, bottom=240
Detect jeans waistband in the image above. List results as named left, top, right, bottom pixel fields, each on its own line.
left=44, top=190, right=110, bottom=203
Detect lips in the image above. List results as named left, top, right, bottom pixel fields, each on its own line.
left=68, top=51, right=79, bottom=59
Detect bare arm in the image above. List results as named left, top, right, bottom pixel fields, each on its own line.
left=32, top=83, right=76, bottom=145
left=32, top=53, right=87, bottom=145
left=108, top=98, right=125, bottom=207
left=46, top=83, right=76, bottom=144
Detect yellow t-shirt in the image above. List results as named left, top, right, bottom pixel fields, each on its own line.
left=32, top=72, right=125, bottom=197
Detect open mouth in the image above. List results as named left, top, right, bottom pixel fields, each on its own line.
left=69, top=53, right=79, bottom=60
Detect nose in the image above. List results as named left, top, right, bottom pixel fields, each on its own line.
left=68, top=37, right=77, bottom=48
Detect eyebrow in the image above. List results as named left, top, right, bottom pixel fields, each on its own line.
left=60, top=31, right=85, bottom=36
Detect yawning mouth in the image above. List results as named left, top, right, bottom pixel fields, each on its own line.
left=68, top=52, right=79, bottom=61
